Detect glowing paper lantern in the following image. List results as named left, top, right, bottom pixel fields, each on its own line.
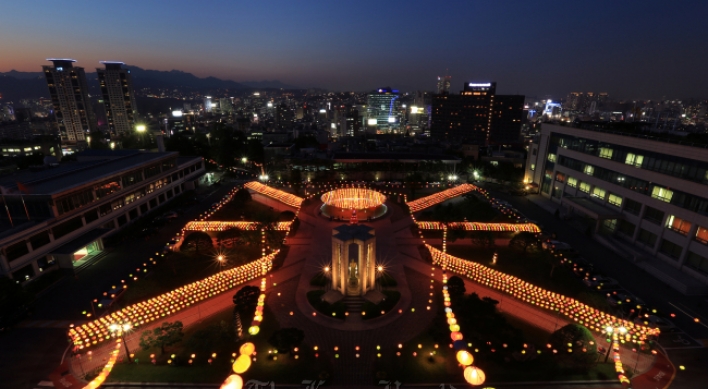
left=232, top=355, right=252, bottom=374
left=464, top=366, right=486, bottom=386
left=248, top=326, right=260, bottom=335
left=456, top=350, right=474, bottom=366
left=220, top=374, right=244, bottom=389
left=239, top=342, right=255, bottom=356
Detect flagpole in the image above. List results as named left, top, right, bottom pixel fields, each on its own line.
left=20, top=194, right=30, bottom=221
left=1, top=194, right=13, bottom=227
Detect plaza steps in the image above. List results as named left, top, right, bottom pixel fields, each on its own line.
left=342, top=295, right=364, bottom=314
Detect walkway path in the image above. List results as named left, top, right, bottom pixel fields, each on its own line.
left=62, top=194, right=669, bottom=388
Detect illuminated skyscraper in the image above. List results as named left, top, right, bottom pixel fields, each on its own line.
left=97, top=62, right=137, bottom=134
left=43, top=59, right=97, bottom=144
left=366, top=88, right=401, bottom=131
left=437, top=75, right=451, bottom=94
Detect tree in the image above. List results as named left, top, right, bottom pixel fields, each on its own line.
left=139, top=321, right=184, bottom=355
left=233, top=188, right=252, bottom=204
left=548, top=324, right=596, bottom=370
left=509, top=231, right=538, bottom=253
left=217, top=228, right=242, bottom=248
left=268, top=327, right=305, bottom=354
left=180, top=231, right=213, bottom=253
left=233, top=285, right=260, bottom=339
left=469, top=231, right=494, bottom=248
left=446, top=276, right=466, bottom=301
left=184, top=320, right=233, bottom=354
left=0, top=277, right=34, bottom=312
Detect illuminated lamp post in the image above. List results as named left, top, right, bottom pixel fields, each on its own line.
left=217, top=255, right=225, bottom=270
left=109, top=322, right=133, bottom=363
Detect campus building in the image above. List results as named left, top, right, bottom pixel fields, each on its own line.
left=0, top=150, right=204, bottom=283
left=525, top=122, right=708, bottom=293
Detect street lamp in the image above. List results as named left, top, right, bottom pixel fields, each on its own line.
left=217, top=255, right=225, bottom=270
left=241, top=157, right=248, bottom=164
left=109, top=322, right=133, bottom=363
left=136, top=124, right=146, bottom=132
left=603, top=326, right=614, bottom=362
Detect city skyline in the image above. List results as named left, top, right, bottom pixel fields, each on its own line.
left=0, top=0, right=706, bottom=99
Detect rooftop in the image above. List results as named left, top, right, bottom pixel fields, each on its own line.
left=0, top=150, right=182, bottom=196
left=549, top=121, right=708, bottom=149
left=333, top=224, right=375, bottom=241
left=332, top=152, right=460, bottom=162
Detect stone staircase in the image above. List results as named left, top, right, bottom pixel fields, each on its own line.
left=342, top=295, right=364, bottom=314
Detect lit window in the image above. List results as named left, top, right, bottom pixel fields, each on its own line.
left=666, top=215, right=691, bottom=235
left=608, top=194, right=622, bottom=207
left=579, top=182, right=591, bottom=193
left=651, top=186, right=673, bottom=203
left=599, top=147, right=613, bottom=159
left=547, top=153, right=556, bottom=163
left=625, top=153, right=644, bottom=167
left=584, top=165, right=594, bottom=176
left=592, top=187, right=606, bottom=199
left=696, top=226, right=708, bottom=244
left=567, top=177, right=578, bottom=188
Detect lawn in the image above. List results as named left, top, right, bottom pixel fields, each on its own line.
left=116, top=244, right=263, bottom=308
left=444, top=245, right=611, bottom=312
left=373, top=312, right=618, bottom=385
left=210, top=196, right=287, bottom=221
left=108, top=304, right=329, bottom=384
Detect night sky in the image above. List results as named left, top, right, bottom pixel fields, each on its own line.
left=1, top=0, right=706, bottom=98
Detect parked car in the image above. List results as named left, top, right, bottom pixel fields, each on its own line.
left=0, top=305, right=31, bottom=332
left=140, top=226, right=160, bottom=238
left=542, top=240, right=571, bottom=250
left=607, top=291, right=643, bottom=307
left=583, top=276, right=619, bottom=290
left=634, top=315, right=676, bottom=330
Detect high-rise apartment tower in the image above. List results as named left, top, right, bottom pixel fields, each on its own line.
left=43, top=59, right=97, bottom=144
left=97, top=62, right=138, bottom=134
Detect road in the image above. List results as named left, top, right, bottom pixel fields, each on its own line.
left=478, top=184, right=708, bottom=388
left=0, top=181, right=234, bottom=389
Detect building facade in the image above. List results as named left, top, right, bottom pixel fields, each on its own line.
left=43, top=59, right=97, bottom=145
left=366, top=88, right=401, bottom=132
left=97, top=62, right=138, bottom=135
left=0, top=150, right=204, bottom=283
left=525, top=123, right=708, bottom=291
left=431, top=82, right=524, bottom=145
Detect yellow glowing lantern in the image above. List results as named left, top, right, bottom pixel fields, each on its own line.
left=232, top=354, right=251, bottom=374
left=449, top=324, right=460, bottom=332
left=464, top=366, right=486, bottom=386
left=220, top=374, right=244, bottom=389
left=239, top=342, right=256, bottom=356
left=456, top=350, right=474, bottom=366
left=248, top=326, right=260, bottom=335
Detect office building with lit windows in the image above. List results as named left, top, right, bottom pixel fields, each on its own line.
left=431, top=82, right=524, bottom=145
left=97, top=62, right=138, bottom=135
left=0, top=150, right=204, bottom=284
left=366, top=88, right=401, bottom=132
left=525, top=122, right=708, bottom=293
left=42, top=59, right=97, bottom=147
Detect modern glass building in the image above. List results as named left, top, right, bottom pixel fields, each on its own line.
left=366, top=88, right=401, bottom=132
left=525, top=122, right=708, bottom=294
